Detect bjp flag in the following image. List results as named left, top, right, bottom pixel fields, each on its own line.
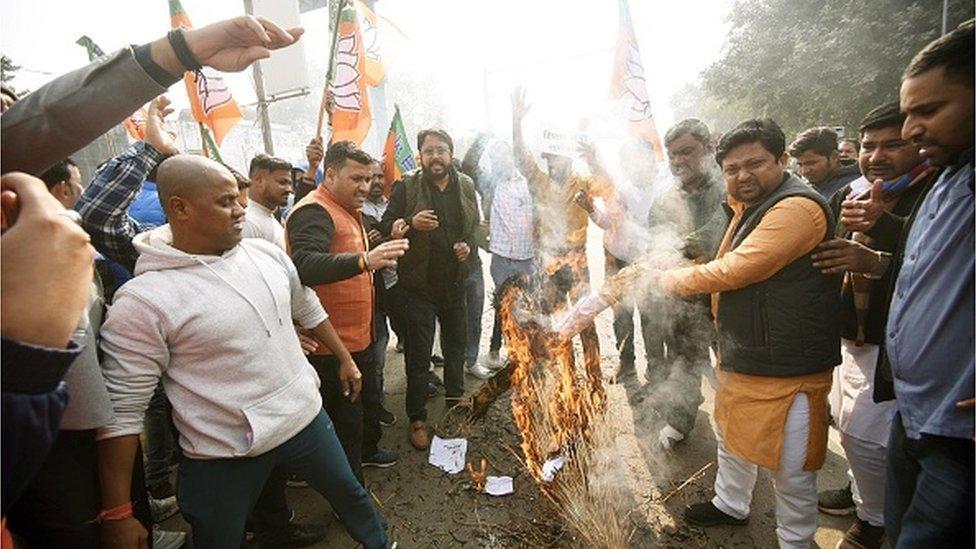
left=381, top=105, right=416, bottom=197
left=610, top=0, right=663, bottom=160
left=329, top=2, right=372, bottom=145
left=169, top=0, right=242, bottom=146
left=352, top=0, right=386, bottom=87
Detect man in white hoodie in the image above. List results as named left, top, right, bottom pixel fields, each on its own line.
left=95, top=155, right=387, bottom=549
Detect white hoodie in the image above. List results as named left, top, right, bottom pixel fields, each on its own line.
left=97, top=226, right=328, bottom=459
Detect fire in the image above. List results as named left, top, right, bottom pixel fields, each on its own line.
left=497, top=271, right=605, bottom=498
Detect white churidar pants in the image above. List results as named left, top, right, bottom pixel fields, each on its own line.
left=712, top=392, right=817, bottom=549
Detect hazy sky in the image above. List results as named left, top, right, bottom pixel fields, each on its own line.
left=1, top=0, right=732, bottom=157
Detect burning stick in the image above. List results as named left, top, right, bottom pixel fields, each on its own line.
left=466, top=458, right=488, bottom=492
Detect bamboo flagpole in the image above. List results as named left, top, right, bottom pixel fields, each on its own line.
left=316, top=0, right=348, bottom=138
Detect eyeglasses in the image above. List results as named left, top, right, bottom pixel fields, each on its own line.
left=723, top=157, right=770, bottom=178
left=421, top=146, right=451, bottom=157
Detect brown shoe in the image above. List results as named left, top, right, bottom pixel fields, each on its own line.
left=409, top=420, right=429, bottom=450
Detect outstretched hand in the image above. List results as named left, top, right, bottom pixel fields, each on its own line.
left=184, top=15, right=304, bottom=73
left=511, top=86, right=531, bottom=122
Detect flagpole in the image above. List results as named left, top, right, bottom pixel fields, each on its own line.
left=198, top=123, right=210, bottom=158
left=317, top=0, right=348, bottom=138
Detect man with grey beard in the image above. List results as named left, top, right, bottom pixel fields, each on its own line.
left=642, top=119, right=727, bottom=449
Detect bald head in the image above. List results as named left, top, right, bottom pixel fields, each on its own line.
left=156, top=155, right=235, bottom=216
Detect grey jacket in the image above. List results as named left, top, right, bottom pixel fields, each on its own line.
left=1, top=46, right=169, bottom=175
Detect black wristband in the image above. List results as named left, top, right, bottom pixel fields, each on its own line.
left=133, top=44, right=180, bottom=87
left=167, top=29, right=202, bottom=72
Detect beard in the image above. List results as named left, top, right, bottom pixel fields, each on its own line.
left=422, top=160, right=449, bottom=180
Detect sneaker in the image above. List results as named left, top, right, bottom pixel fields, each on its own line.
left=818, top=483, right=855, bottom=516
left=362, top=448, right=399, bottom=468
left=431, top=354, right=445, bottom=367
left=286, top=475, right=309, bottom=488
left=149, top=495, right=180, bottom=523
left=837, top=517, right=885, bottom=549
left=487, top=351, right=505, bottom=370
left=658, top=424, right=686, bottom=450
left=683, top=501, right=748, bottom=527
left=465, top=362, right=493, bottom=380
left=152, top=527, right=187, bottom=549
left=378, top=406, right=396, bottom=427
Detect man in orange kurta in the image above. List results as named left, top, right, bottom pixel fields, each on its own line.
left=561, top=119, right=841, bottom=548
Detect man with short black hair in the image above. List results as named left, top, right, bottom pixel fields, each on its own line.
left=840, top=21, right=973, bottom=547
left=288, top=141, right=408, bottom=474
left=379, top=128, right=482, bottom=450
left=789, top=126, right=860, bottom=199
left=838, top=137, right=860, bottom=165
left=243, top=154, right=293, bottom=249
left=39, top=158, right=83, bottom=209
left=561, top=118, right=841, bottom=547
left=810, top=101, right=937, bottom=549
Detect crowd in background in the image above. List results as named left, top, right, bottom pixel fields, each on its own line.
left=0, top=11, right=972, bottom=549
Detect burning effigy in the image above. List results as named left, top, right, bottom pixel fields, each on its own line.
left=462, top=262, right=630, bottom=548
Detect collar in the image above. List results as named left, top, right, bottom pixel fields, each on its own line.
left=249, top=200, right=276, bottom=217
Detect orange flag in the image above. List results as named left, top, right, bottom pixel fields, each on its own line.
left=169, top=0, right=242, bottom=146
left=610, top=0, right=663, bottom=160
left=329, top=2, right=372, bottom=145
left=123, top=108, right=149, bottom=141
left=352, top=0, right=386, bottom=87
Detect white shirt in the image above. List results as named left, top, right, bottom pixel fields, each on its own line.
left=243, top=200, right=286, bottom=250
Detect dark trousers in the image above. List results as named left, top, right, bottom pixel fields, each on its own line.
left=399, top=287, right=467, bottom=421
left=177, top=411, right=386, bottom=549
left=309, top=347, right=381, bottom=483
left=464, top=260, right=485, bottom=365
left=884, top=413, right=974, bottom=547
left=6, top=430, right=152, bottom=548
left=144, top=382, right=179, bottom=489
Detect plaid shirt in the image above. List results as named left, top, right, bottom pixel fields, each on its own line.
left=75, top=142, right=164, bottom=272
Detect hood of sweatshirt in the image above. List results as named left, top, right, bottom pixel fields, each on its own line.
left=132, top=225, right=234, bottom=275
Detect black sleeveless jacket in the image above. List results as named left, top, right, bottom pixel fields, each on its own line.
left=716, top=174, right=842, bottom=377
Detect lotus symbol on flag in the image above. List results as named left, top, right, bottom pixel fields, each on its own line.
left=195, top=68, right=234, bottom=116
left=331, top=34, right=364, bottom=112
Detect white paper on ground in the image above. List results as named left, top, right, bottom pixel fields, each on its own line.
left=485, top=476, right=514, bottom=496
left=428, top=436, right=467, bottom=474
left=541, top=456, right=565, bottom=482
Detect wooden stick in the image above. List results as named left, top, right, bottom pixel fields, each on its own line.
left=316, top=0, right=347, bottom=138
left=658, top=462, right=713, bottom=503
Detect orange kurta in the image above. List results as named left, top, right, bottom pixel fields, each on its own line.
left=662, top=196, right=833, bottom=471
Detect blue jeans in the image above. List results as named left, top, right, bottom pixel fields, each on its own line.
left=488, top=255, right=536, bottom=353
left=884, top=412, right=974, bottom=547
left=464, top=259, right=485, bottom=364
left=177, top=410, right=387, bottom=549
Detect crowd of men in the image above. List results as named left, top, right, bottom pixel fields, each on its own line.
left=0, top=11, right=972, bottom=549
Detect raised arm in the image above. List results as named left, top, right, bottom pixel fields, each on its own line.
left=511, top=87, right=545, bottom=183
left=75, top=97, right=176, bottom=271
left=1, top=15, right=304, bottom=175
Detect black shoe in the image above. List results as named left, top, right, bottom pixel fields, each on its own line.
left=257, top=520, right=328, bottom=548
left=683, top=501, right=748, bottom=527
left=838, top=518, right=885, bottom=549
left=362, top=448, right=399, bottom=468
left=818, top=483, right=855, bottom=516
left=426, top=381, right=440, bottom=398
left=431, top=354, right=444, bottom=367
left=378, top=406, right=396, bottom=427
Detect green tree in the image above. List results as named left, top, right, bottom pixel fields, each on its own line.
left=684, top=0, right=973, bottom=138
left=1, top=54, right=21, bottom=88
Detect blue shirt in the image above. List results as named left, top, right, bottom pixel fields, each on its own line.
left=129, top=180, right=166, bottom=227
left=886, top=150, right=974, bottom=440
